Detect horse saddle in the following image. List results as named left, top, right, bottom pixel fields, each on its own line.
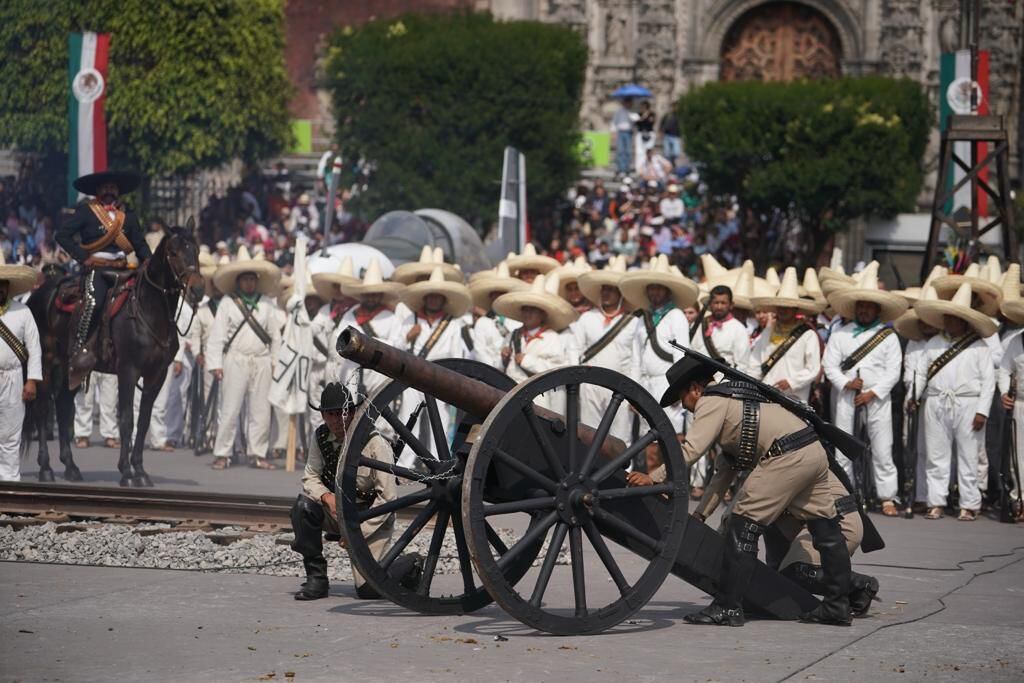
left=54, top=270, right=137, bottom=318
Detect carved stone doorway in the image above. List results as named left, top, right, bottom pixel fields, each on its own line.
left=720, top=2, right=842, bottom=81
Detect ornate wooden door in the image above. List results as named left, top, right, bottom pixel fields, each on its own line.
left=720, top=2, right=842, bottom=81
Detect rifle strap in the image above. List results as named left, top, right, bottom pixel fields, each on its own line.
left=416, top=315, right=452, bottom=359
left=699, top=315, right=721, bottom=360
left=761, top=322, right=812, bottom=376
left=642, top=310, right=675, bottom=363
left=580, top=310, right=639, bottom=364
left=0, top=317, right=28, bottom=368
left=839, top=326, right=894, bottom=372
left=926, top=332, right=980, bottom=384
left=228, top=295, right=273, bottom=349
left=460, top=325, right=474, bottom=352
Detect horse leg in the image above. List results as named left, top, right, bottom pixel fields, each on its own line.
left=116, top=370, right=139, bottom=487
left=56, top=388, right=82, bottom=481
left=32, top=396, right=55, bottom=482
left=130, top=374, right=165, bottom=487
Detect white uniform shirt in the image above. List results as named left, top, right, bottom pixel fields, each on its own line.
left=0, top=301, right=42, bottom=380
left=690, top=316, right=751, bottom=369
left=187, top=297, right=218, bottom=359
left=505, top=328, right=568, bottom=384
left=747, top=323, right=821, bottom=402
left=902, top=337, right=930, bottom=396
left=822, top=321, right=902, bottom=401
left=391, top=311, right=466, bottom=361
left=206, top=295, right=281, bottom=370
left=577, top=308, right=637, bottom=375
left=997, top=330, right=1024, bottom=397
left=473, top=314, right=520, bottom=369
left=631, top=307, right=690, bottom=380
left=913, top=334, right=995, bottom=417
left=335, top=306, right=398, bottom=395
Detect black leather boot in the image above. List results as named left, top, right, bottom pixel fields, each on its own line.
left=684, top=515, right=763, bottom=627
left=781, top=561, right=825, bottom=594
left=800, top=516, right=852, bottom=626
left=290, top=495, right=330, bottom=600
left=848, top=571, right=879, bottom=617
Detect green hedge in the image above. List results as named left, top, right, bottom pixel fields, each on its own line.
left=678, top=77, right=932, bottom=263
left=324, top=12, right=587, bottom=228
left=0, top=0, right=293, bottom=177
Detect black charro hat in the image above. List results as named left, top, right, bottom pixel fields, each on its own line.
left=659, top=354, right=718, bottom=407
left=73, top=170, right=141, bottom=197
left=308, top=382, right=363, bottom=412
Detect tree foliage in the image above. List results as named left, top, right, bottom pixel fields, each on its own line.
left=0, top=0, right=292, bottom=177
left=678, top=77, right=931, bottom=264
left=324, top=12, right=587, bottom=228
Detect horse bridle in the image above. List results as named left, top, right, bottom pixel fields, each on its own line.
left=135, top=236, right=202, bottom=344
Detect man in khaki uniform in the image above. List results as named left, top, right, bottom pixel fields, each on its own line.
left=634, top=356, right=854, bottom=627
left=290, top=383, right=418, bottom=600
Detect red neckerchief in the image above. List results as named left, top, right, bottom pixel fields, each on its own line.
left=354, top=304, right=383, bottom=326
left=522, top=326, right=549, bottom=344
left=418, top=310, right=446, bottom=325
left=600, top=305, right=623, bottom=327
left=705, top=312, right=734, bottom=337
left=330, top=301, right=352, bottom=320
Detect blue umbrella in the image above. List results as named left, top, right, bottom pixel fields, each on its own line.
left=612, top=83, right=652, bottom=99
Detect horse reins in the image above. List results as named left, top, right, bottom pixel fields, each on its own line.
left=132, top=246, right=200, bottom=346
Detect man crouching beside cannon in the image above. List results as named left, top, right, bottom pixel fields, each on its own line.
left=628, top=355, right=857, bottom=627
left=290, top=382, right=420, bottom=600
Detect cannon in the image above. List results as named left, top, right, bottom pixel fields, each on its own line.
left=334, top=328, right=820, bottom=635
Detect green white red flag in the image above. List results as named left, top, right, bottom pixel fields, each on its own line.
left=939, top=48, right=989, bottom=216
left=67, top=32, right=110, bottom=206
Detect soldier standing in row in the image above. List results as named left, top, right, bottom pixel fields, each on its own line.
left=0, top=253, right=41, bottom=481
left=998, top=264, right=1024, bottom=519
left=466, top=262, right=525, bottom=370
left=206, top=247, right=282, bottom=470
left=337, top=259, right=404, bottom=398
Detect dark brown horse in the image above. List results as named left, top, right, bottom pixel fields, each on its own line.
left=26, top=220, right=204, bottom=486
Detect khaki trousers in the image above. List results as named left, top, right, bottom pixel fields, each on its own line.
left=731, top=445, right=837, bottom=525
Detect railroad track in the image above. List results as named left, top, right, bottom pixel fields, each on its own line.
left=0, top=482, right=294, bottom=527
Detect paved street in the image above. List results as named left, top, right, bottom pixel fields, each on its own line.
left=3, top=506, right=1023, bottom=682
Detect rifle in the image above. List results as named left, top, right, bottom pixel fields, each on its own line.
left=852, top=371, right=875, bottom=509
left=902, top=373, right=920, bottom=518
left=1000, top=373, right=1022, bottom=523
left=688, top=298, right=710, bottom=344
left=667, top=339, right=884, bottom=552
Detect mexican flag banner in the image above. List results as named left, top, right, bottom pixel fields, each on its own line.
left=67, top=32, right=110, bottom=206
left=938, top=48, right=989, bottom=217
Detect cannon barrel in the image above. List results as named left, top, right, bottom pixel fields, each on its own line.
left=336, top=327, right=626, bottom=455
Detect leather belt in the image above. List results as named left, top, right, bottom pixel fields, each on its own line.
left=835, top=494, right=858, bottom=515
left=763, top=425, right=818, bottom=461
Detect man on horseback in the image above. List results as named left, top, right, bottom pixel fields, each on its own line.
left=0, top=253, right=42, bottom=481
left=55, top=171, right=152, bottom=377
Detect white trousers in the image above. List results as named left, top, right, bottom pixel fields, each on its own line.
left=834, top=392, right=898, bottom=500
left=395, top=389, right=450, bottom=469
left=923, top=394, right=983, bottom=510
left=1008, top=400, right=1024, bottom=502
left=213, top=353, right=272, bottom=459
left=580, top=384, right=633, bottom=446
left=74, top=372, right=118, bottom=440
left=164, top=359, right=192, bottom=445
left=0, top=368, right=24, bottom=481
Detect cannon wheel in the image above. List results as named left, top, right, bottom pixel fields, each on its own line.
left=462, top=366, right=688, bottom=635
left=337, top=358, right=542, bottom=615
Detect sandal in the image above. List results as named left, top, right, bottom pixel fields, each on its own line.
left=104, top=438, right=120, bottom=449
left=958, top=509, right=977, bottom=522
left=211, top=457, right=229, bottom=470
left=251, top=458, right=279, bottom=471
left=74, top=437, right=89, bottom=449
left=881, top=501, right=899, bottom=517
left=690, top=487, right=705, bottom=501
left=925, top=507, right=944, bottom=520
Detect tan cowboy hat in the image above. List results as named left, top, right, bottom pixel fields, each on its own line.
left=932, top=262, right=1002, bottom=317
left=507, top=243, right=559, bottom=277
left=827, top=262, right=908, bottom=323
left=915, top=281, right=998, bottom=338
left=400, top=266, right=471, bottom=318
left=393, top=246, right=463, bottom=285
left=751, top=266, right=825, bottom=314
left=468, top=261, right=527, bottom=310
left=620, top=254, right=700, bottom=311
left=493, top=272, right=578, bottom=332
left=578, top=255, right=628, bottom=304
left=212, top=244, right=281, bottom=295
left=554, top=256, right=592, bottom=300
left=341, top=258, right=404, bottom=304
left=312, top=255, right=358, bottom=300
left=0, top=250, right=37, bottom=297
left=1000, top=264, right=1024, bottom=326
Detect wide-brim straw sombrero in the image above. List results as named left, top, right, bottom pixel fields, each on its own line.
left=914, top=282, right=997, bottom=338
left=392, top=245, right=463, bottom=285
left=341, top=258, right=403, bottom=304
left=468, top=261, right=528, bottom=310
left=0, top=250, right=37, bottom=297
left=312, top=255, right=358, bottom=300
left=212, top=245, right=281, bottom=295
left=750, top=266, right=825, bottom=314
left=893, top=265, right=947, bottom=305
left=72, top=170, right=141, bottom=196
left=554, top=256, right=592, bottom=300
left=400, top=266, right=471, bottom=318
left=892, top=311, right=927, bottom=341
left=1000, top=264, right=1024, bottom=326
left=578, top=255, right=628, bottom=304
left=828, top=262, right=908, bottom=323
left=932, top=262, right=1002, bottom=317
left=620, top=254, right=699, bottom=310
left=493, top=272, right=578, bottom=332
left=198, top=249, right=217, bottom=279
left=507, top=243, right=559, bottom=277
